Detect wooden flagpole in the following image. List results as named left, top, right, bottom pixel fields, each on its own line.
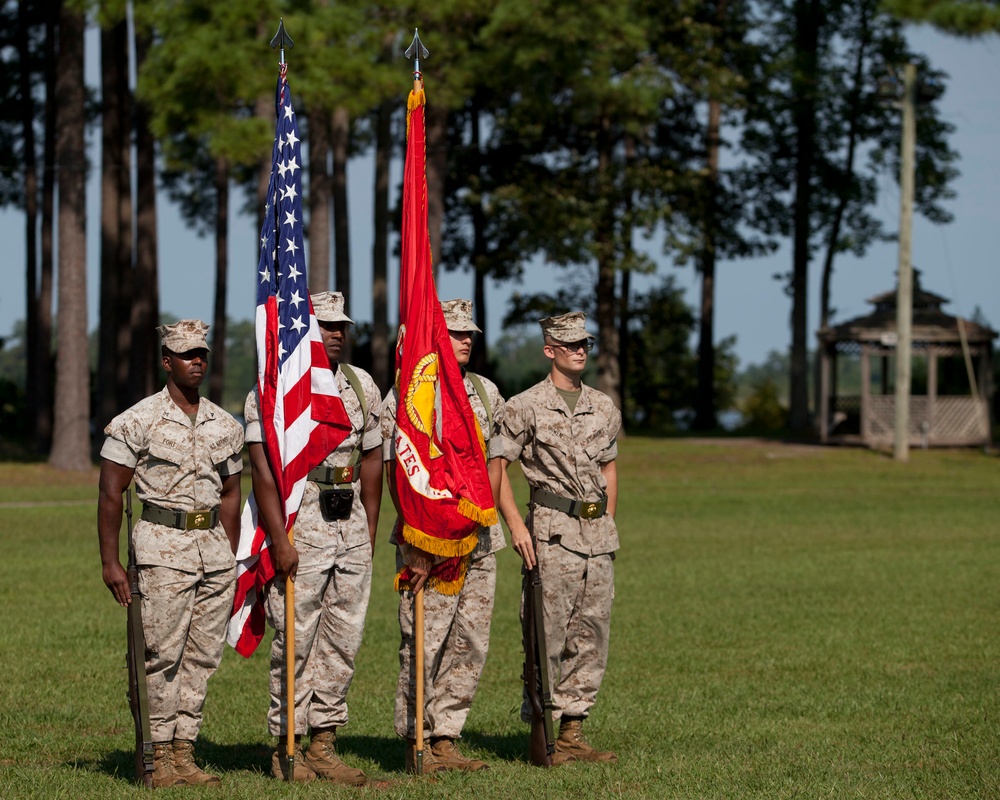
left=414, top=586, right=425, bottom=775
left=285, top=527, right=296, bottom=782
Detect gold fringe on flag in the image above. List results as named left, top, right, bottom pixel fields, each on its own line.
left=400, top=522, right=479, bottom=559
left=458, top=497, right=498, bottom=527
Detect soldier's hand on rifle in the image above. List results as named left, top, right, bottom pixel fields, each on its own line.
left=103, top=561, right=131, bottom=607
left=406, top=546, right=434, bottom=593
left=271, top=538, right=300, bottom=581
left=510, top=521, right=536, bottom=570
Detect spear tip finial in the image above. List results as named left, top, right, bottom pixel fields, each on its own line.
left=404, top=29, right=429, bottom=88
left=270, top=18, right=294, bottom=70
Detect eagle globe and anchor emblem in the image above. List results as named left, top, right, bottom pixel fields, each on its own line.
left=397, top=323, right=444, bottom=459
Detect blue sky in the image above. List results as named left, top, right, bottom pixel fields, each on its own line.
left=1, top=24, right=998, bottom=369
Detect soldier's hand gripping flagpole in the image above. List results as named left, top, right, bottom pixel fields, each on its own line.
left=269, top=18, right=298, bottom=783
left=124, top=489, right=155, bottom=786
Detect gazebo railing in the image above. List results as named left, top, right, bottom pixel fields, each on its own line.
left=866, top=395, right=989, bottom=445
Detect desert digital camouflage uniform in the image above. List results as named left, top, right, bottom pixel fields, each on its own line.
left=382, top=372, right=506, bottom=739
left=501, top=375, right=621, bottom=722
left=244, top=362, right=382, bottom=735
left=100, top=387, right=244, bottom=742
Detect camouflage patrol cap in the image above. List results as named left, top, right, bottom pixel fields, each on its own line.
left=441, top=298, right=481, bottom=333
left=157, top=320, right=211, bottom=353
left=539, top=311, right=594, bottom=343
left=311, top=291, right=354, bottom=324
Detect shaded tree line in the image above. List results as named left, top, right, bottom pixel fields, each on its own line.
left=0, top=0, right=967, bottom=466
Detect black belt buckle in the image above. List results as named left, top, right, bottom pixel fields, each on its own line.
left=318, top=488, right=354, bottom=521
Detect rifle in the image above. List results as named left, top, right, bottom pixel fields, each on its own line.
left=522, top=490, right=555, bottom=767
left=124, top=491, right=154, bottom=787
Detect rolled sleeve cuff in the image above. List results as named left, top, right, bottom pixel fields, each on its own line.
left=362, top=428, right=382, bottom=452
left=499, top=434, right=523, bottom=463
left=100, top=438, right=138, bottom=469
left=488, top=436, right=505, bottom=459
left=244, top=419, right=263, bottom=444
left=219, top=454, right=244, bottom=477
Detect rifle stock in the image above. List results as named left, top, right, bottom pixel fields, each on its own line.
left=125, top=491, right=154, bottom=787
left=522, top=492, right=555, bottom=767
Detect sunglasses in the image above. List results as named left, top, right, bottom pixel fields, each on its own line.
left=551, top=340, right=593, bottom=353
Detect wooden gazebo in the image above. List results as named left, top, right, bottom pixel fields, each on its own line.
left=816, top=271, right=997, bottom=447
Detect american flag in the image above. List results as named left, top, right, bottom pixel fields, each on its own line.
left=228, top=69, right=351, bottom=656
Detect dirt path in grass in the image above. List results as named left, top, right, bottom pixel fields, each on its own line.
left=0, top=499, right=96, bottom=508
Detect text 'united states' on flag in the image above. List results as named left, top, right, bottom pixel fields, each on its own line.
left=227, top=67, right=352, bottom=657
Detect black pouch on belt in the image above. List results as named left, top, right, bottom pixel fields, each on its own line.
left=318, top=488, right=354, bottom=522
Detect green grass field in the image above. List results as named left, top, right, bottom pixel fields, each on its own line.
left=1, top=439, right=998, bottom=798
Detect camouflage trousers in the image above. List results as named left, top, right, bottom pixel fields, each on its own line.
left=265, top=542, right=372, bottom=735
left=138, top=563, right=235, bottom=742
left=394, top=553, right=497, bottom=739
left=522, top=541, right=614, bottom=722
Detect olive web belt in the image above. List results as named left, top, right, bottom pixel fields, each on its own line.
left=141, top=503, right=219, bottom=530
left=307, top=465, right=358, bottom=485
left=531, top=487, right=607, bottom=519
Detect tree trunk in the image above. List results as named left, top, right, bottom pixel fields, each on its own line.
left=114, top=19, right=133, bottom=409
left=131, top=26, right=159, bottom=404
left=371, top=99, right=392, bottom=393
left=37, top=10, right=56, bottom=452
left=97, top=21, right=131, bottom=435
left=594, top=127, right=621, bottom=412
left=469, top=106, right=488, bottom=376
left=617, top=268, right=631, bottom=413
left=425, top=104, right=448, bottom=281
left=694, top=95, right=722, bottom=430
left=209, top=157, right=229, bottom=406
left=18, top=0, right=39, bottom=448
left=308, top=110, right=332, bottom=294
left=49, top=4, right=91, bottom=471
left=595, top=252, right=621, bottom=411
left=788, top=0, right=821, bottom=434
left=819, top=11, right=869, bottom=332
left=331, top=106, right=351, bottom=363
left=617, top=134, right=636, bottom=422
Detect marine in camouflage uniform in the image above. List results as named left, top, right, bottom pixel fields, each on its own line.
left=382, top=299, right=505, bottom=773
left=499, top=311, right=621, bottom=766
left=245, top=292, right=382, bottom=785
left=98, top=320, right=244, bottom=788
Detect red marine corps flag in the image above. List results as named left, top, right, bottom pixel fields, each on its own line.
left=393, top=69, right=497, bottom=594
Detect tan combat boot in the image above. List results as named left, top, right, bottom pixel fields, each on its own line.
left=170, top=739, right=222, bottom=785
left=302, top=729, right=366, bottom=786
left=553, top=717, right=618, bottom=763
left=405, top=738, right=448, bottom=774
left=151, top=741, right=187, bottom=788
left=430, top=738, right=489, bottom=771
left=271, top=738, right=317, bottom=782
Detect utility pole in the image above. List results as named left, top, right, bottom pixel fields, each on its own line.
left=893, top=63, right=916, bottom=462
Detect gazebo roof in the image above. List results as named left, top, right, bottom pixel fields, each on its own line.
left=817, top=269, right=997, bottom=345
